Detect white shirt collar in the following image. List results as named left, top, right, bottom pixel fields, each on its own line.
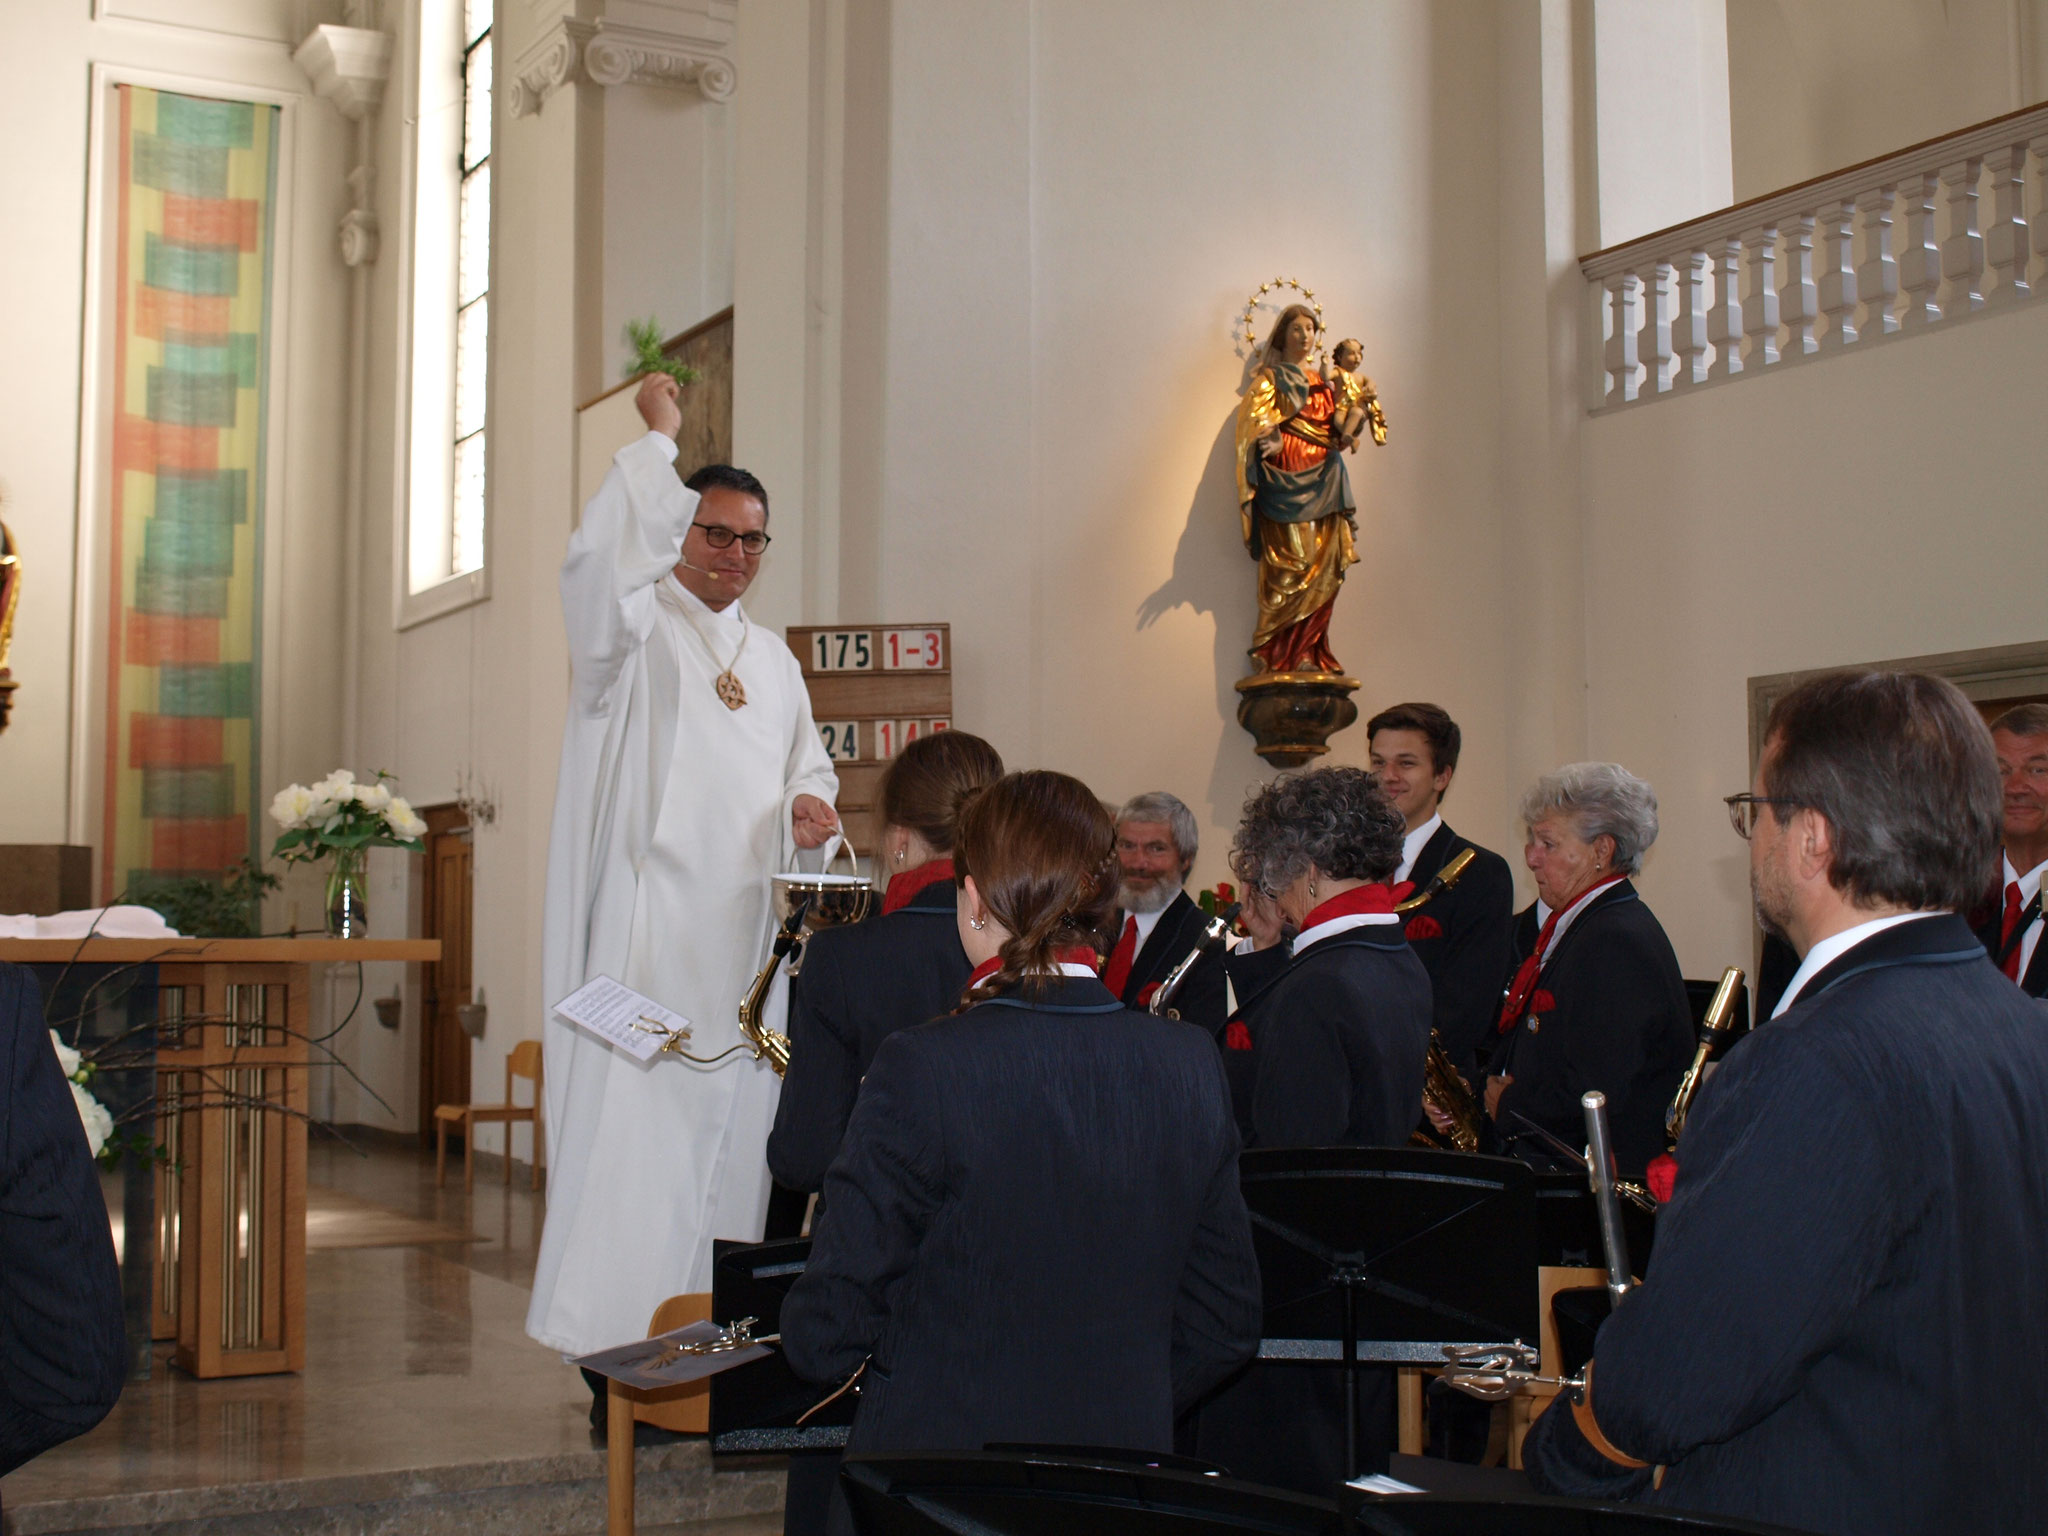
left=1293, top=909, right=1401, bottom=955
left=1770, top=912, right=1941, bottom=1018
left=1130, top=903, right=1170, bottom=952
left=1055, top=960, right=1100, bottom=978
left=2005, top=850, right=2048, bottom=902
left=1540, top=875, right=1627, bottom=961
left=660, top=571, right=745, bottom=643
left=1394, top=813, right=1443, bottom=885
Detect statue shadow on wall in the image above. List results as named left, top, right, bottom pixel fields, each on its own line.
left=1134, top=405, right=1267, bottom=817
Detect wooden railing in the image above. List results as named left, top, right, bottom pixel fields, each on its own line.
left=1581, top=101, right=2048, bottom=410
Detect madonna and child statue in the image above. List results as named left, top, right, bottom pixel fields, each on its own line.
left=1231, top=284, right=1387, bottom=766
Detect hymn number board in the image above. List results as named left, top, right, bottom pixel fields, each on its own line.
left=786, top=624, right=953, bottom=853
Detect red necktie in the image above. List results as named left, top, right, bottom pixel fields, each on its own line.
left=1497, top=907, right=1563, bottom=1033
left=2001, top=881, right=2025, bottom=981
left=1103, top=915, right=1139, bottom=996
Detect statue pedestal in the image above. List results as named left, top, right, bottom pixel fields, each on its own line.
left=1234, top=671, right=1360, bottom=767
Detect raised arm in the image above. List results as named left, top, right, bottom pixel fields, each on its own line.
left=559, top=376, right=698, bottom=717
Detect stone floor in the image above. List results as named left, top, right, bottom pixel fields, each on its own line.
left=0, top=1136, right=784, bottom=1536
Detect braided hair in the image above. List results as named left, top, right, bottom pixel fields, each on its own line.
left=953, top=771, right=1117, bottom=1010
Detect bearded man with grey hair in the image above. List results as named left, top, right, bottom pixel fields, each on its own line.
left=1103, top=792, right=1228, bottom=1035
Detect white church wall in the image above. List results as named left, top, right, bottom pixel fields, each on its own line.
left=1726, top=0, right=2048, bottom=204
left=1578, top=302, right=2048, bottom=977
left=827, top=0, right=1523, bottom=900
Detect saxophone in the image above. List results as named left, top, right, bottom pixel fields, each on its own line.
left=1666, top=965, right=1744, bottom=1143
left=1147, top=902, right=1243, bottom=1018
left=735, top=896, right=810, bottom=1077
left=1397, top=847, right=1485, bottom=1153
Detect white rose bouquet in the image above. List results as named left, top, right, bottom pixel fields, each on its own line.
left=52, top=1029, right=115, bottom=1160
left=268, top=769, right=428, bottom=937
left=268, top=768, right=430, bottom=858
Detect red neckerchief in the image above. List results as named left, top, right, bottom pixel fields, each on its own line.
left=1496, top=874, right=1628, bottom=1032
left=1298, top=881, right=1414, bottom=931
left=882, top=858, right=954, bottom=916
left=966, top=945, right=1100, bottom=991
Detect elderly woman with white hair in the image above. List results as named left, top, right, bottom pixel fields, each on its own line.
left=1485, top=762, right=1692, bottom=1181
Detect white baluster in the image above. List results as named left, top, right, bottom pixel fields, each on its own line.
left=1899, top=171, right=1943, bottom=330
left=1644, top=260, right=1676, bottom=393
left=1780, top=212, right=1819, bottom=356
left=1983, top=144, right=2030, bottom=306
left=1855, top=185, right=1900, bottom=338
left=1817, top=200, right=1858, bottom=349
left=2030, top=136, right=2048, bottom=293
left=1741, top=225, right=1780, bottom=369
left=1707, top=236, right=1745, bottom=379
left=1603, top=272, right=1643, bottom=403
left=1939, top=156, right=1984, bottom=315
left=1673, top=249, right=1711, bottom=388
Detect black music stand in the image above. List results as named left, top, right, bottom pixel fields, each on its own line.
left=707, top=1237, right=858, bottom=1454
left=841, top=1450, right=1344, bottom=1536
left=1241, top=1148, right=1539, bottom=1482
left=1342, top=1486, right=1816, bottom=1536
left=1534, top=1174, right=1656, bottom=1273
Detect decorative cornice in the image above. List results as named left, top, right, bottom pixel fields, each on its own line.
left=508, top=12, right=734, bottom=118
left=507, top=15, right=594, bottom=119
left=583, top=23, right=735, bottom=101
left=293, top=24, right=393, bottom=121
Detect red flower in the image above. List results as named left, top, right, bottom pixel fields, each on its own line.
left=1645, top=1152, right=1677, bottom=1203
left=1225, top=1020, right=1253, bottom=1051
left=1404, top=915, right=1443, bottom=941
left=1530, top=989, right=1555, bottom=1015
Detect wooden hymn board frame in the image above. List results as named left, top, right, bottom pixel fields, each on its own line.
left=786, top=624, right=953, bottom=856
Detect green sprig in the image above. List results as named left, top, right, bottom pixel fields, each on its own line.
left=626, top=316, right=701, bottom=389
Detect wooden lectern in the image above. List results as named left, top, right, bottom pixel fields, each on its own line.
left=0, top=936, right=438, bottom=1378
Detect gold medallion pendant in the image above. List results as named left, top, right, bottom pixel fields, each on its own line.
left=715, top=670, right=747, bottom=710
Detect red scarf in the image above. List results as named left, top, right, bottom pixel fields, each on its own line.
left=1298, top=881, right=1414, bottom=932
left=966, top=945, right=1101, bottom=991
left=1496, top=874, right=1627, bottom=1033
left=882, top=858, right=955, bottom=916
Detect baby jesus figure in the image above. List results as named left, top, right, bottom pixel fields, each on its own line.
left=1329, top=338, right=1389, bottom=453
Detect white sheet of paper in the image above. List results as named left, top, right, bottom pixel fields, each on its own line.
left=552, top=975, right=689, bottom=1064
left=1346, top=1473, right=1426, bottom=1495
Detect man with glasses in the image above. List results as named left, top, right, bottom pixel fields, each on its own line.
left=1526, top=669, right=2048, bottom=1536
left=529, top=374, right=842, bottom=1412
left=1972, top=702, right=2048, bottom=997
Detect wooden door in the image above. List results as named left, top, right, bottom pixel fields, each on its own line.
left=419, top=806, right=473, bottom=1141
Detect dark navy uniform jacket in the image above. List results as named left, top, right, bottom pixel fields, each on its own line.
left=767, top=877, right=970, bottom=1194
left=1486, top=880, right=1692, bottom=1181
left=1235, top=922, right=1432, bottom=1150
left=1526, top=914, right=2048, bottom=1536
left=780, top=975, right=1260, bottom=1466
left=1, top=963, right=125, bottom=1477
left=1400, top=821, right=1514, bottom=1084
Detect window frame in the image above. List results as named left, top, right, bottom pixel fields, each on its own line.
left=392, top=0, right=492, bottom=630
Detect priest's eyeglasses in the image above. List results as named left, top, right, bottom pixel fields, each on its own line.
left=692, top=522, right=772, bottom=555
left=1724, top=793, right=1802, bottom=839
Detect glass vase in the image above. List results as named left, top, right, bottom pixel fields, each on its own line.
left=325, top=848, right=369, bottom=939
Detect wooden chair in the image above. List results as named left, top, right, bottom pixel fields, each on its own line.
left=434, top=1039, right=544, bottom=1191
left=606, top=1292, right=714, bottom=1536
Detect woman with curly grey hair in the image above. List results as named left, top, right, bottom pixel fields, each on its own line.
left=1225, top=764, right=1432, bottom=1150
left=1485, top=762, right=1692, bottom=1180
left=1189, top=765, right=1433, bottom=1494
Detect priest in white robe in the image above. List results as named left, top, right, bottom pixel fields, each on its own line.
left=528, top=374, right=840, bottom=1360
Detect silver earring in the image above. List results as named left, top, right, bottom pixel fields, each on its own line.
left=1309, top=879, right=1318, bottom=899
left=970, top=916, right=986, bottom=930
left=893, top=847, right=906, bottom=863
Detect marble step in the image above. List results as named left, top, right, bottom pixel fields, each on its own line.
left=1, top=1442, right=785, bottom=1536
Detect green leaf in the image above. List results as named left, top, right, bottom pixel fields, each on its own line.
left=624, top=315, right=701, bottom=389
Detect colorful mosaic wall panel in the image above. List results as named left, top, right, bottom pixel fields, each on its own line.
left=103, top=86, right=278, bottom=899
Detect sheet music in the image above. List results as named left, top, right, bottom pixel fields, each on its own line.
left=552, top=974, right=689, bottom=1064
left=574, top=1320, right=770, bottom=1388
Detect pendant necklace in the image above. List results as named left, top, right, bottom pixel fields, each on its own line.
left=677, top=598, right=749, bottom=710
left=711, top=609, right=750, bottom=709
